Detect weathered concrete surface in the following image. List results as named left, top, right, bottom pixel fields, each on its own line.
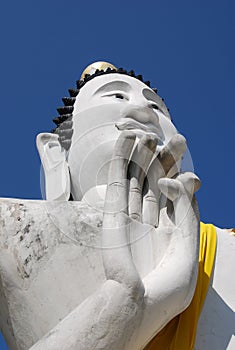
left=0, top=198, right=105, bottom=350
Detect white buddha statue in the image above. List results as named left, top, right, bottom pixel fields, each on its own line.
left=0, top=62, right=234, bottom=350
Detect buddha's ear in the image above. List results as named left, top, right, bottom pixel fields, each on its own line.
left=36, top=133, right=70, bottom=201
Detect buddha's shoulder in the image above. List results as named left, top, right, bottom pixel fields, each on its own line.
left=215, top=226, right=235, bottom=256
left=0, top=197, right=74, bottom=242
left=206, top=226, right=235, bottom=284
left=0, top=197, right=103, bottom=267
left=0, top=196, right=91, bottom=213
left=0, top=197, right=103, bottom=283
left=205, top=226, right=234, bottom=322
left=213, top=226, right=235, bottom=286
left=0, top=197, right=103, bottom=229
left=196, top=227, right=235, bottom=349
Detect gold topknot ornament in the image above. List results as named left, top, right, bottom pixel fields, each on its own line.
left=81, top=61, right=117, bottom=80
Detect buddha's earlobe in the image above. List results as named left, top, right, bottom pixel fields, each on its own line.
left=36, top=133, right=71, bottom=201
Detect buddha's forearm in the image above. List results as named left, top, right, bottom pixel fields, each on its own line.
left=29, top=280, right=142, bottom=350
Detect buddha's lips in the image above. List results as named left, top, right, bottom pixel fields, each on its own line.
left=115, top=118, right=161, bottom=139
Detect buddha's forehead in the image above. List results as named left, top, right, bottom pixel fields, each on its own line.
left=81, top=73, right=152, bottom=96
left=73, top=73, right=170, bottom=118
left=73, top=74, right=154, bottom=112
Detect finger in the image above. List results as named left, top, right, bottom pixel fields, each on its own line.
left=158, top=173, right=200, bottom=203
left=102, top=131, right=144, bottom=297
left=128, top=134, right=158, bottom=222
left=104, top=131, right=136, bottom=221
left=143, top=134, right=186, bottom=226
left=174, top=172, right=201, bottom=230
left=142, top=158, right=163, bottom=226
left=176, top=172, right=201, bottom=195
left=158, top=172, right=200, bottom=230
left=158, top=134, right=186, bottom=175
left=158, top=177, right=182, bottom=202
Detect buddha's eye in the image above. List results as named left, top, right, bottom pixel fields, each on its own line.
left=115, top=93, right=124, bottom=100
left=151, top=104, right=159, bottom=110
left=102, top=92, right=129, bottom=101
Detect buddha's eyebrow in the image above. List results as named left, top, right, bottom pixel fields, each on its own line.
left=142, top=88, right=158, bottom=103
left=93, top=81, right=131, bottom=95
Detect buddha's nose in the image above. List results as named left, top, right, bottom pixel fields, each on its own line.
left=121, top=106, right=159, bottom=127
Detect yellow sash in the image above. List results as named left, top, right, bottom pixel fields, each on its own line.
left=146, top=222, right=217, bottom=350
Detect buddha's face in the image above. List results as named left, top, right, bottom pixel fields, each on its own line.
left=68, top=74, right=177, bottom=200
left=37, top=73, right=178, bottom=202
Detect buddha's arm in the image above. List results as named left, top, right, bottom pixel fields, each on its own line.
left=29, top=279, right=142, bottom=350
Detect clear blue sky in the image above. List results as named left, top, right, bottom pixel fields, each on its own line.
left=0, top=1, right=234, bottom=348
